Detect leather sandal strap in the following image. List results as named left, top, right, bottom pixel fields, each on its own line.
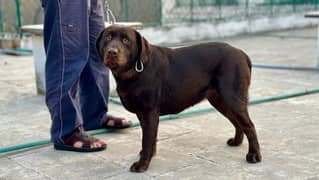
left=64, top=129, right=99, bottom=148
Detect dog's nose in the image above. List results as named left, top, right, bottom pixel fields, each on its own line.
left=107, top=48, right=118, bottom=57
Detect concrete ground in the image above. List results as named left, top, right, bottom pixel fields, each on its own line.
left=0, top=27, right=319, bottom=180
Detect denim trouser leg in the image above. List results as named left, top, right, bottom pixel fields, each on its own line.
left=80, top=63, right=109, bottom=131
left=81, top=0, right=109, bottom=130
left=42, top=0, right=109, bottom=144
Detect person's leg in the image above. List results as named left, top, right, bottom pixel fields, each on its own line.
left=42, top=0, right=105, bottom=150
left=81, top=0, right=131, bottom=130
left=80, top=63, right=108, bottom=131
left=79, top=0, right=108, bottom=131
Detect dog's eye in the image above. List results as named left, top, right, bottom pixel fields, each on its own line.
left=122, top=38, right=129, bottom=44
left=106, top=35, right=112, bottom=41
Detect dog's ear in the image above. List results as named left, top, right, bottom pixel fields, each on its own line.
left=135, top=30, right=150, bottom=62
left=96, top=29, right=106, bottom=60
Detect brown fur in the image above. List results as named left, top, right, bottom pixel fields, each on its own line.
left=96, top=25, right=261, bottom=172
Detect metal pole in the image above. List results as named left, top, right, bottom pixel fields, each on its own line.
left=15, top=0, right=22, bottom=38
left=245, top=0, right=249, bottom=18
left=269, top=0, right=274, bottom=16
left=317, top=20, right=319, bottom=67
left=190, top=0, right=194, bottom=23
left=158, top=0, right=162, bottom=26
left=292, top=0, right=296, bottom=13
left=218, top=0, right=222, bottom=20
left=0, top=0, right=3, bottom=33
left=124, top=0, right=129, bottom=21
left=292, top=0, right=298, bottom=13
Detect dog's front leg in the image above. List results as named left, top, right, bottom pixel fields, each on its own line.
left=130, top=110, right=159, bottom=173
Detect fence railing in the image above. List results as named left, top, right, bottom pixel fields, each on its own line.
left=0, top=0, right=318, bottom=36
left=0, top=0, right=42, bottom=37
left=160, top=0, right=319, bottom=24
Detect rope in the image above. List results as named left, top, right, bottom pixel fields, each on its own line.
left=104, top=0, right=116, bottom=24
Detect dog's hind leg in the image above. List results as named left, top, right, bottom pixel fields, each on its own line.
left=207, top=90, right=244, bottom=146
left=207, top=63, right=261, bottom=163
left=230, top=104, right=261, bottom=163
left=207, top=88, right=261, bottom=163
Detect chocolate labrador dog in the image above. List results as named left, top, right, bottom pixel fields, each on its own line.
left=96, top=25, right=261, bottom=172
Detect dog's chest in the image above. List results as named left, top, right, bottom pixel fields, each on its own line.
left=117, top=91, right=138, bottom=113
left=117, top=85, right=159, bottom=113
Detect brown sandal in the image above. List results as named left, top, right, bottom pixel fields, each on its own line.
left=54, top=129, right=106, bottom=152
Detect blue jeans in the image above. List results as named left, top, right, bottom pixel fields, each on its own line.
left=41, top=0, right=109, bottom=144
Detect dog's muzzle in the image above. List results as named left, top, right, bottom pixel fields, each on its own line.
left=104, top=47, right=119, bottom=69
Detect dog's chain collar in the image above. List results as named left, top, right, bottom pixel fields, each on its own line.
left=135, top=60, right=144, bottom=73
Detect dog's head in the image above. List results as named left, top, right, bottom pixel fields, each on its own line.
left=96, top=25, right=150, bottom=76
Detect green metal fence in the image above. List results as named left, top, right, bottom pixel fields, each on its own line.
left=160, top=0, right=319, bottom=24
left=0, top=0, right=42, bottom=37
left=0, top=0, right=318, bottom=36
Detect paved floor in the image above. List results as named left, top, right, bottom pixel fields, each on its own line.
left=0, top=27, right=319, bottom=180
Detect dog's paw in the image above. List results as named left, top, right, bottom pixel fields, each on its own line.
left=227, top=138, right=242, bottom=146
left=130, top=160, right=149, bottom=173
left=246, top=152, right=262, bottom=163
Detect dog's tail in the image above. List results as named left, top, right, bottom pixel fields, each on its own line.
left=237, top=48, right=252, bottom=74
left=246, top=55, right=252, bottom=73
left=242, top=51, right=252, bottom=74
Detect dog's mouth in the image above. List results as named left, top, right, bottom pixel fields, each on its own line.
left=104, top=57, right=119, bottom=70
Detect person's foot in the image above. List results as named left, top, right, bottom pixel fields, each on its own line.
left=54, top=128, right=106, bottom=152
left=104, top=115, right=132, bottom=129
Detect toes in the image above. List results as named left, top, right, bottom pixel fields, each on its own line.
left=90, top=142, right=96, bottom=148
left=122, top=120, right=130, bottom=126
left=73, top=141, right=84, bottom=148
left=73, top=140, right=105, bottom=149
left=94, top=142, right=101, bottom=148
left=98, top=139, right=106, bottom=146
left=107, top=120, right=115, bottom=126
left=106, top=117, right=129, bottom=127
left=91, top=141, right=106, bottom=148
left=64, top=131, right=106, bottom=151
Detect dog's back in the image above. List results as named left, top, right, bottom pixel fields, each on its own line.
left=152, top=42, right=251, bottom=115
